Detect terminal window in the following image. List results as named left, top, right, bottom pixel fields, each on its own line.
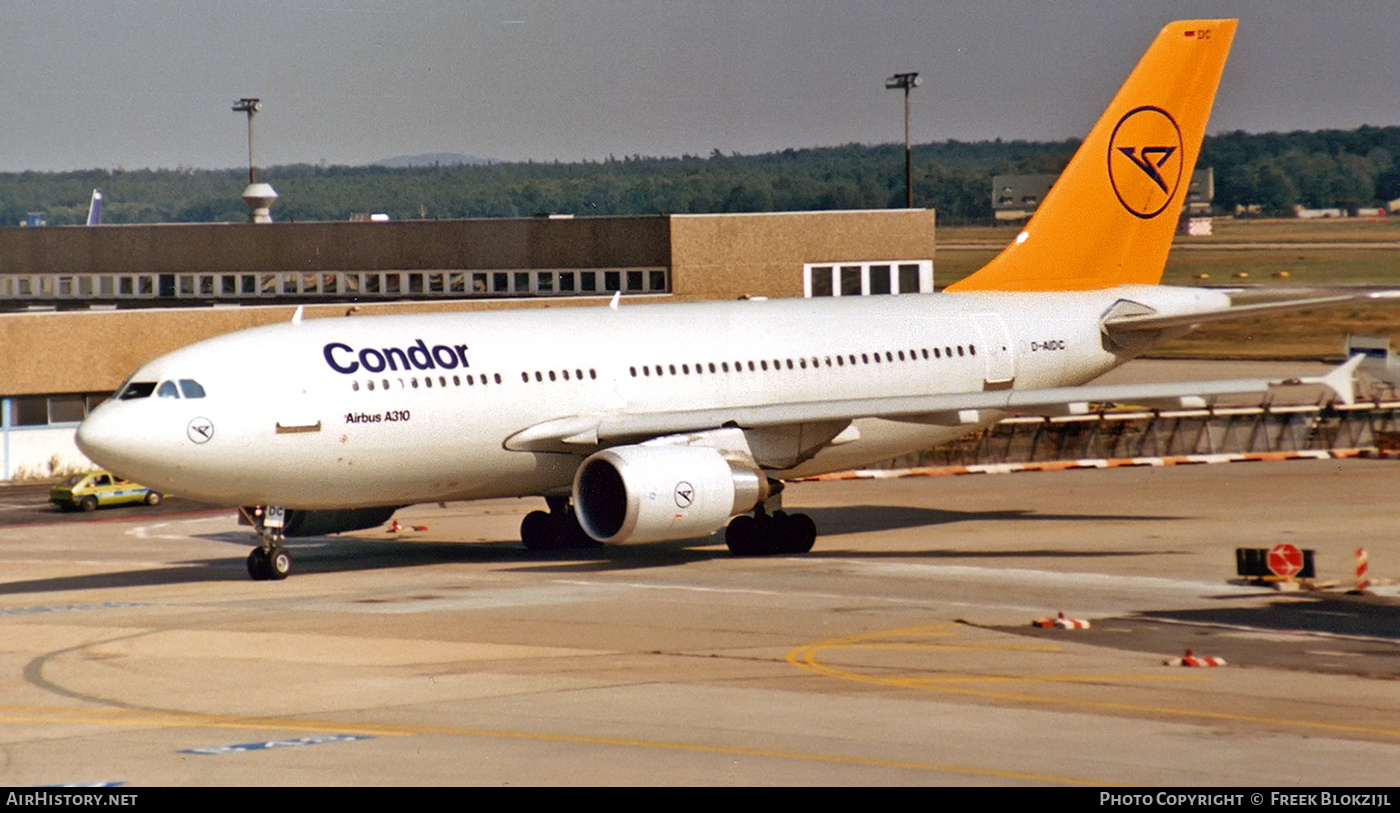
left=0, top=266, right=669, bottom=307
left=803, top=260, right=933, bottom=297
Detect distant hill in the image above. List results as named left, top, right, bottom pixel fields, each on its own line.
left=374, top=153, right=492, bottom=168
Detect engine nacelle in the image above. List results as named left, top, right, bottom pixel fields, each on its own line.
left=573, top=445, right=766, bottom=544
left=282, top=506, right=399, bottom=537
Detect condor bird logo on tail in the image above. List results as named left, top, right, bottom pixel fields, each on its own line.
left=1108, top=105, right=1184, bottom=219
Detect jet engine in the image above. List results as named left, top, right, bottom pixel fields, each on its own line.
left=572, top=445, right=766, bottom=544
left=282, top=506, right=400, bottom=537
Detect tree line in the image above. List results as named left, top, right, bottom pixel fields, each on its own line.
left=3, top=126, right=1398, bottom=227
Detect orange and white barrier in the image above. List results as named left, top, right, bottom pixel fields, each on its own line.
left=1164, top=648, right=1226, bottom=667
left=1355, top=547, right=1371, bottom=592
left=1032, top=612, right=1091, bottom=629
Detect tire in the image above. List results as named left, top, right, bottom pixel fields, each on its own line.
left=780, top=513, right=817, bottom=554
left=267, top=547, right=291, bottom=580
left=79, top=495, right=98, bottom=512
left=520, top=511, right=555, bottom=550
left=725, top=515, right=760, bottom=555
left=144, top=491, right=162, bottom=506
left=247, top=548, right=270, bottom=580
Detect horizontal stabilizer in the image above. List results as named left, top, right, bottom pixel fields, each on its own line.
left=1102, top=290, right=1400, bottom=335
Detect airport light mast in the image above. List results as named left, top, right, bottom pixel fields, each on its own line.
left=885, top=72, right=920, bottom=208
left=233, top=97, right=278, bottom=223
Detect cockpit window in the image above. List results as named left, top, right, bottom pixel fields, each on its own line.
left=118, top=381, right=157, bottom=400
left=178, top=379, right=206, bottom=399
left=156, top=381, right=180, bottom=399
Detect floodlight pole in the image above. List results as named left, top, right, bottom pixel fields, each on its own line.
left=232, top=98, right=262, bottom=184
left=885, top=72, right=920, bottom=208
left=232, top=97, right=277, bottom=223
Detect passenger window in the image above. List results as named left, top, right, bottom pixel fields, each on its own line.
left=178, top=379, right=206, bottom=398
left=156, top=381, right=180, bottom=399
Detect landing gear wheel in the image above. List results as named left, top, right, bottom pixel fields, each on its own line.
left=247, top=545, right=291, bottom=580
left=725, top=514, right=762, bottom=556
left=521, top=506, right=602, bottom=551
left=266, top=546, right=291, bottom=580
left=776, top=512, right=817, bottom=554
left=726, top=510, right=817, bottom=556
left=144, top=491, right=162, bottom=506
left=520, top=511, right=555, bottom=551
left=247, top=547, right=269, bottom=580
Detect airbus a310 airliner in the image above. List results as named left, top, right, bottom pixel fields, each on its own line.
left=76, top=20, right=1376, bottom=579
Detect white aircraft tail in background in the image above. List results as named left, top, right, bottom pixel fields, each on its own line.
left=86, top=189, right=103, bottom=226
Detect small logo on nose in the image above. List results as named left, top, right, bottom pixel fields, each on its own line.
left=187, top=417, right=214, bottom=444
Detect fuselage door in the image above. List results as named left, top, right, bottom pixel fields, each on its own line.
left=970, top=313, right=1016, bottom=388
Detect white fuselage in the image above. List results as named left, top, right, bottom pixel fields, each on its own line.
left=75, top=285, right=1229, bottom=509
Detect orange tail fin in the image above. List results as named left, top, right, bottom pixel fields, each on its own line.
left=946, top=20, right=1237, bottom=292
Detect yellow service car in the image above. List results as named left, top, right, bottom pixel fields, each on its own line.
left=50, top=471, right=162, bottom=512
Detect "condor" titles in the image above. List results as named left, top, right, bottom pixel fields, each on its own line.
left=323, top=340, right=469, bottom=374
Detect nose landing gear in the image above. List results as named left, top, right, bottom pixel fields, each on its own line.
left=241, top=506, right=292, bottom=580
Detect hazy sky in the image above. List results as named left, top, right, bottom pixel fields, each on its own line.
left=1, top=1, right=1395, bottom=172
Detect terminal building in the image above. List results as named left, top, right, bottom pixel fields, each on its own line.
left=0, top=209, right=936, bottom=479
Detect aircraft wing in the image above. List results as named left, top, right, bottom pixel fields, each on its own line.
left=505, top=357, right=1361, bottom=452
left=1102, top=289, right=1400, bottom=334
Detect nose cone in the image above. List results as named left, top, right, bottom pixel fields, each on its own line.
left=76, top=403, right=152, bottom=480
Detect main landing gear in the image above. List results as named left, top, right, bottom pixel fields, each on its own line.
left=724, top=507, right=817, bottom=556
left=241, top=506, right=292, bottom=580
left=520, top=496, right=603, bottom=551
